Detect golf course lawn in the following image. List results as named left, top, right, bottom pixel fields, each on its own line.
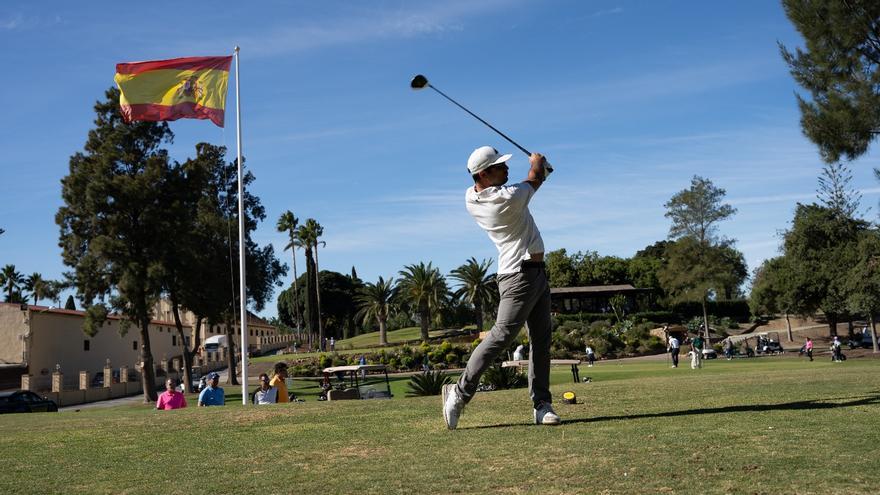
left=2, top=356, right=878, bottom=494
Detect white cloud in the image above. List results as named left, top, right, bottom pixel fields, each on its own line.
left=590, top=7, right=624, bottom=18
left=176, top=0, right=521, bottom=58
left=0, top=14, right=63, bottom=31
left=0, top=14, right=23, bottom=30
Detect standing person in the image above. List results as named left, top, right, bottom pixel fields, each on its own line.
left=831, top=336, right=843, bottom=362
left=359, top=354, right=367, bottom=380
left=804, top=337, right=814, bottom=361
left=156, top=377, right=187, bottom=410
left=270, top=362, right=290, bottom=403
left=723, top=338, right=734, bottom=360
left=253, top=373, right=278, bottom=404
left=691, top=333, right=704, bottom=369
left=668, top=334, right=681, bottom=368
left=585, top=344, right=596, bottom=367
left=442, top=146, right=558, bottom=430
left=329, top=337, right=335, bottom=352
left=197, top=372, right=225, bottom=407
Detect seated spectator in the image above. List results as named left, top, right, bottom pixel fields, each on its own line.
left=270, top=362, right=290, bottom=403
left=156, top=377, right=187, bottom=410
left=198, top=372, right=225, bottom=407
left=253, top=373, right=277, bottom=404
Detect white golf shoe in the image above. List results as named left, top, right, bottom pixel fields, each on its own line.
left=534, top=402, right=561, bottom=425
left=442, top=383, right=465, bottom=430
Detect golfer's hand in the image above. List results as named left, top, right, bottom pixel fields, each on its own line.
left=529, top=153, right=545, bottom=170
left=530, top=152, right=552, bottom=178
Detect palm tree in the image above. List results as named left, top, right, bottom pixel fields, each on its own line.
left=24, top=273, right=51, bottom=305
left=1, top=264, right=24, bottom=302
left=296, top=218, right=325, bottom=350
left=449, top=257, right=498, bottom=333
left=355, top=276, right=396, bottom=345
left=276, top=211, right=303, bottom=337
left=398, top=262, right=449, bottom=343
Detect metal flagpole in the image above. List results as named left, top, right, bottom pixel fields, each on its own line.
left=234, top=46, right=248, bottom=405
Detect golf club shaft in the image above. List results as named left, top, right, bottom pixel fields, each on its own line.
left=427, top=84, right=531, bottom=156
left=427, top=84, right=553, bottom=173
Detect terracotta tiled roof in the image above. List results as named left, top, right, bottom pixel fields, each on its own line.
left=5, top=302, right=275, bottom=329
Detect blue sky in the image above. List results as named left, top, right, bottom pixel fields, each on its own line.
left=1, top=0, right=878, bottom=319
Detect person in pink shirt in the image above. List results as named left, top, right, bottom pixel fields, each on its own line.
left=804, top=338, right=814, bottom=362
left=156, top=377, right=187, bottom=410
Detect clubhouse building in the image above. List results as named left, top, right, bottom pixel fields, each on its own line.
left=0, top=300, right=292, bottom=393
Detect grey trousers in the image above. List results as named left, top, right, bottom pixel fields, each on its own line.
left=455, top=264, right=552, bottom=408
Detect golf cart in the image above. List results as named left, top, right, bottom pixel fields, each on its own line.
left=320, top=364, right=393, bottom=401
left=724, top=331, right=781, bottom=357
left=847, top=324, right=876, bottom=349
left=754, top=332, right=784, bottom=355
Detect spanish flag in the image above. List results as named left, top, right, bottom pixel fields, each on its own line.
left=114, top=56, right=233, bottom=128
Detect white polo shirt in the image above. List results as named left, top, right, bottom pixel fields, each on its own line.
left=465, top=182, right=544, bottom=275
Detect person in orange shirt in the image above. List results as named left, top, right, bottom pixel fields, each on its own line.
left=269, top=362, right=289, bottom=403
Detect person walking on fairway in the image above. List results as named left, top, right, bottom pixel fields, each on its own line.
left=442, top=146, right=558, bottom=430
left=668, top=334, right=681, bottom=368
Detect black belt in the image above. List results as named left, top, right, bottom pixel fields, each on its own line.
left=520, top=260, right=545, bottom=268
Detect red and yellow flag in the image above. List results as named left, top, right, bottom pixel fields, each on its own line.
left=114, top=56, right=233, bottom=127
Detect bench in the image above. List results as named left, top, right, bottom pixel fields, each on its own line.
left=501, top=359, right=582, bottom=383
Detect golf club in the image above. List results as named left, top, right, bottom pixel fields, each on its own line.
left=410, top=74, right=553, bottom=173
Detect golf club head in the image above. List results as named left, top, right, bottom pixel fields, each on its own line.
left=410, top=74, right=429, bottom=90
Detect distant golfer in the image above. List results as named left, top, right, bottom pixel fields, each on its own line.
left=442, top=146, right=558, bottom=429
left=668, top=334, right=680, bottom=368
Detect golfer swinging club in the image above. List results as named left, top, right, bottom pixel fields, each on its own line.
left=442, top=145, right=559, bottom=429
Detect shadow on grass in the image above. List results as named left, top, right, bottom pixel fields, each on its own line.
left=468, top=393, right=880, bottom=430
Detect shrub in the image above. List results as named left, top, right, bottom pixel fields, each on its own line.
left=444, top=353, right=458, bottom=367
left=672, top=300, right=750, bottom=322
left=400, top=356, right=414, bottom=369
left=318, top=354, right=332, bottom=369
left=480, top=365, right=527, bottom=390
left=405, top=371, right=452, bottom=397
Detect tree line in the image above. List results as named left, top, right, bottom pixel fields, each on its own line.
left=275, top=175, right=748, bottom=346
left=54, top=88, right=286, bottom=401
left=767, top=1, right=880, bottom=349
left=275, top=256, right=499, bottom=348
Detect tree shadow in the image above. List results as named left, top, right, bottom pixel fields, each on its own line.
left=467, top=393, right=880, bottom=430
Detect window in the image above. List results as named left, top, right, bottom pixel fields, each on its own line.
left=83, top=340, right=90, bottom=351
left=172, top=335, right=177, bottom=346
left=133, top=340, right=138, bottom=351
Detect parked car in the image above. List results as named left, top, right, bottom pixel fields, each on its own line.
left=0, top=390, right=58, bottom=414
left=187, top=367, right=202, bottom=392
left=702, top=348, right=718, bottom=360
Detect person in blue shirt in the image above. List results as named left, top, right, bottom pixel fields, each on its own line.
left=198, top=372, right=225, bottom=407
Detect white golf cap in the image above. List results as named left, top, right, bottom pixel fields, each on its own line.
left=467, top=146, right=512, bottom=175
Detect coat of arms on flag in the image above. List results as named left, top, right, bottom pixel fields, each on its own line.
left=114, top=56, right=233, bottom=127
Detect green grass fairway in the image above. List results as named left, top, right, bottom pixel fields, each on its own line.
left=2, top=357, right=879, bottom=494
